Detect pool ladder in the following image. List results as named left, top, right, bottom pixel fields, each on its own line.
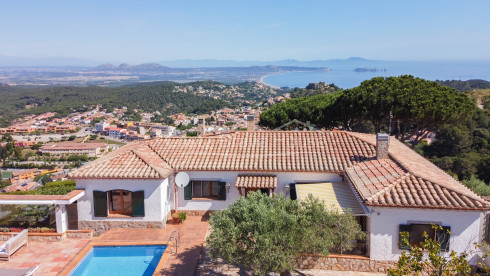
left=167, top=230, right=180, bottom=255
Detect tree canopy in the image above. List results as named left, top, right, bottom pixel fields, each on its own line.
left=206, top=192, right=364, bottom=275
left=260, top=75, right=475, bottom=145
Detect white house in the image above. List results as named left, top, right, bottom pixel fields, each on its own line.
left=69, top=131, right=490, bottom=264
left=94, top=122, right=110, bottom=132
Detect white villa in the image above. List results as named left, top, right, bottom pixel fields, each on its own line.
left=68, top=131, right=490, bottom=263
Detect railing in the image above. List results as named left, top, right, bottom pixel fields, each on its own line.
left=167, top=230, right=180, bottom=255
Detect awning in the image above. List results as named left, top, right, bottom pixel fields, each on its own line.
left=236, top=175, right=277, bottom=189
left=295, top=183, right=366, bottom=215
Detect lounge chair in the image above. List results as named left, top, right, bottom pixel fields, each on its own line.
left=0, top=229, right=28, bottom=261
left=0, top=265, right=38, bottom=276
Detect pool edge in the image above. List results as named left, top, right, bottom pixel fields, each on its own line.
left=59, top=241, right=168, bottom=276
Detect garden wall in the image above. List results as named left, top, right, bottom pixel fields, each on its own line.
left=296, top=254, right=396, bottom=273
left=0, top=232, right=66, bottom=242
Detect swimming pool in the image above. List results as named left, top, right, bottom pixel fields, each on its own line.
left=68, top=245, right=167, bottom=276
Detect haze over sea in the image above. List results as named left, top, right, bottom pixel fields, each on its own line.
left=262, top=60, right=490, bottom=89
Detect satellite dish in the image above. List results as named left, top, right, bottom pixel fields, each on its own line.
left=175, top=172, right=190, bottom=188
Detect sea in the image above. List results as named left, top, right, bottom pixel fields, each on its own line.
left=262, top=60, right=490, bottom=89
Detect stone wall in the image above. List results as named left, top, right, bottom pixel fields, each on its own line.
left=79, top=220, right=164, bottom=236
left=296, top=254, right=396, bottom=273
left=173, top=210, right=213, bottom=217
left=66, top=230, right=93, bottom=239
left=0, top=232, right=66, bottom=242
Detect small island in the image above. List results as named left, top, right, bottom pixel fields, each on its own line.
left=354, top=68, right=387, bottom=72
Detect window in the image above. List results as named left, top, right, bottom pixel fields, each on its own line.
left=244, top=188, right=270, bottom=197
left=484, top=213, right=490, bottom=242
left=399, top=224, right=450, bottom=251
left=184, top=181, right=226, bottom=200
left=93, top=190, right=145, bottom=217
left=109, top=190, right=132, bottom=215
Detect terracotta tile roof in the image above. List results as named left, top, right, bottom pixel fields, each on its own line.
left=346, top=159, right=406, bottom=199
left=69, top=143, right=172, bottom=179
left=236, top=175, right=277, bottom=188
left=345, top=134, right=490, bottom=210
left=369, top=174, right=488, bottom=209
left=69, top=130, right=490, bottom=210
left=145, top=131, right=375, bottom=172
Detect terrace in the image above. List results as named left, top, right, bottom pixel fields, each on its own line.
left=0, top=215, right=209, bottom=275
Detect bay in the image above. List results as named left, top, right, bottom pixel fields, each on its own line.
left=262, top=61, right=490, bottom=89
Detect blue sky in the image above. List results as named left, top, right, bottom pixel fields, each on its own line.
left=1, top=0, right=489, bottom=64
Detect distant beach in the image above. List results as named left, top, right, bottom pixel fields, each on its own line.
left=258, top=74, right=280, bottom=89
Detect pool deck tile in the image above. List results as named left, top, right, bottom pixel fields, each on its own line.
left=59, top=215, right=210, bottom=276
left=0, top=239, right=91, bottom=276
left=0, top=215, right=209, bottom=276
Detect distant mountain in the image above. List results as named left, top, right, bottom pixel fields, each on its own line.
left=0, top=55, right=378, bottom=68
left=0, top=55, right=100, bottom=67
left=159, top=57, right=375, bottom=68
left=94, top=63, right=170, bottom=71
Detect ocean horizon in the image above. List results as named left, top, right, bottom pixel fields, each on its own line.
left=262, top=60, right=490, bottom=89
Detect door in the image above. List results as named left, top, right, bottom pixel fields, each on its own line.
left=66, top=202, right=79, bottom=230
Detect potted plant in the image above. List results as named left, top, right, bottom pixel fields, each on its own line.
left=172, top=212, right=187, bottom=224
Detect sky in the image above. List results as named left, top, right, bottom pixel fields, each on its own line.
left=1, top=0, right=490, bottom=64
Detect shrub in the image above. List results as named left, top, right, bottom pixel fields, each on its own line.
left=176, top=212, right=187, bottom=223
left=206, top=192, right=364, bottom=275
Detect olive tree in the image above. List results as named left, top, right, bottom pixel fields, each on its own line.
left=206, top=192, right=365, bottom=275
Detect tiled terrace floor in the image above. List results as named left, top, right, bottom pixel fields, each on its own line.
left=0, top=215, right=209, bottom=276
left=61, top=214, right=210, bottom=275
left=0, top=238, right=90, bottom=276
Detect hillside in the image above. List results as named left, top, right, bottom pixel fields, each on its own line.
left=437, top=79, right=490, bottom=92
left=0, top=81, right=278, bottom=127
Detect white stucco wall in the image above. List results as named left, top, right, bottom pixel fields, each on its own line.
left=176, top=171, right=342, bottom=211
left=76, top=178, right=168, bottom=222
left=369, top=206, right=484, bottom=263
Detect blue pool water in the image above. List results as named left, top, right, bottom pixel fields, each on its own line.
left=69, top=245, right=167, bottom=276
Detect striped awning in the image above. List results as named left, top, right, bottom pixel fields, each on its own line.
left=295, top=182, right=366, bottom=215
left=236, top=175, right=277, bottom=189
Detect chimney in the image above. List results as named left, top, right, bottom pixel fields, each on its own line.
left=246, top=114, right=255, bottom=131
left=376, top=133, right=389, bottom=159
left=198, top=118, right=206, bottom=136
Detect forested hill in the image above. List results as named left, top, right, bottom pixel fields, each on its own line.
left=437, top=79, right=490, bottom=92
left=0, top=81, right=230, bottom=127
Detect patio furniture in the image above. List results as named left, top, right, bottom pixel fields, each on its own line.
left=0, top=229, right=29, bottom=261
left=0, top=265, right=38, bottom=276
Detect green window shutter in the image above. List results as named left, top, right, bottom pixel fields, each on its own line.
left=93, top=190, right=108, bottom=217
left=399, top=224, right=411, bottom=250
left=131, top=190, right=145, bottom=217
left=437, top=226, right=451, bottom=252
left=218, top=182, right=226, bottom=200
left=184, top=183, right=192, bottom=200
left=289, top=183, right=297, bottom=200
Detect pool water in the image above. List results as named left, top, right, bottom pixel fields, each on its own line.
left=69, top=245, right=167, bottom=276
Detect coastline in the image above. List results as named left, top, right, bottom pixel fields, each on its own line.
left=258, top=73, right=282, bottom=89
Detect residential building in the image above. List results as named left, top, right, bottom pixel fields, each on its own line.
left=40, top=142, right=109, bottom=157
left=55, top=124, right=76, bottom=133
left=3, top=181, right=40, bottom=193
left=151, top=125, right=176, bottom=137
left=107, top=127, right=125, bottom=139
left=10, top=168, right=40, bottom=183
left=94, top=122, right=110, bottom=132
left=69, top=131, right=490, bottom=264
